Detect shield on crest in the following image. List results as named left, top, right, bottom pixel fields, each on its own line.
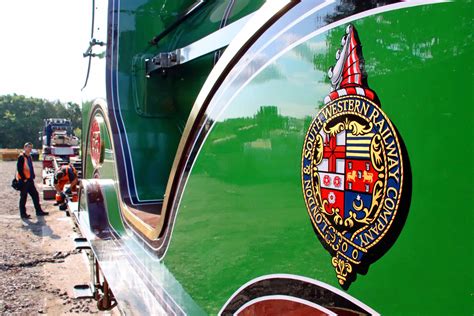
left=301, top=24, right=407, bottom=288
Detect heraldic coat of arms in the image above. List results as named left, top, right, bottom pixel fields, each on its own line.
left=302, top=25, right=406, bottom=288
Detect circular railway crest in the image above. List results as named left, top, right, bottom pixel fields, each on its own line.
left=301, top=25, right=406, bottom=288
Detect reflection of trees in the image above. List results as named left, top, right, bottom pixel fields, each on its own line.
left=313, top=2, right=472, bottom=85
left=197, top=106, right=307, bottom=183
left=324, top=0, right=399, bottom=24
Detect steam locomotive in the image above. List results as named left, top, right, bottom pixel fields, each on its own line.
left=77, top=0, right=473, bottom=314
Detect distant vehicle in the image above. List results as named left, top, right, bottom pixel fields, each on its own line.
left=40, top=118, right=81, bottom=199
left=40, top=118, right=80, bottom=168
left=30, top=148, right=39, bottom=161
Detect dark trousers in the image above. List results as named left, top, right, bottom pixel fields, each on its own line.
left=19, top=179, right=42, bottom=216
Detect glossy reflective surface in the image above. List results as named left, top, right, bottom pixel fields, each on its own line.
left=164, top=1, right=473, bottom=314
left=81, top=0, right=474, bottom=314
left=111, top=0, right=266, bottom=203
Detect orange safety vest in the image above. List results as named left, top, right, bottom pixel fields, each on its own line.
left=16, top=154, right=31, bottom=180
left=56, top=165, right=77, bottom=183
left=55, top=165, right=77, bottom=192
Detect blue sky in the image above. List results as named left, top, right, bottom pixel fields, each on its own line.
left=0, top=0, right=90, bottom=104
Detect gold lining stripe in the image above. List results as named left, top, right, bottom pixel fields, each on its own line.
left=346, top=146, right=370, bottom=151
left=93, top=1, right=296, bottom=242
left=346, top=139, right=371, bottom=144
left=346, top=152, right=370, bottom=158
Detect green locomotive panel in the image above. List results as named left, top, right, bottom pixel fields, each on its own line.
left=80, top=0, right=473, bottom=314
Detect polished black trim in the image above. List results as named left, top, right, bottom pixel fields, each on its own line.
left=106, top=0, right=162, bottom=206
left=220, top=276, right=373, bottom=315
left=158, top=0, right=408, bottom=259
left=149, top=0, right=209, bottom=46
left=104, top=0, right=404, bottom=256
left=152, top=1, right=301, bottom=256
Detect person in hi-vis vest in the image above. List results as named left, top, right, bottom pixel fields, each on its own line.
left=53, top=164, right=78, bottom=209
left=16, top=142, right=49, bottom=219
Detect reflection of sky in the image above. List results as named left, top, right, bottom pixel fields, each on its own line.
left=218, top=34, right=331, bottom=120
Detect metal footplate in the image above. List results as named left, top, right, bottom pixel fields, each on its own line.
left=74, top=237, right=91, bottom=250
left=73, top=284, right=94, bottom=299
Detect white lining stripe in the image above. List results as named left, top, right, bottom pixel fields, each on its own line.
left=160, top=0, right=447, bottom=256
left=218, top=274, right=379, bottom=315
left=108, top=4, right=186, bottom=314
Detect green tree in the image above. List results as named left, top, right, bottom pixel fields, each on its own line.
left=0, top=94, right=82, bottom=148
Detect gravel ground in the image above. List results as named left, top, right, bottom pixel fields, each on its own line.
left=0, top=161, right=118, bottom=315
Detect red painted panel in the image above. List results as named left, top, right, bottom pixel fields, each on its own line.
left=237, top=299, right=329, bottom=316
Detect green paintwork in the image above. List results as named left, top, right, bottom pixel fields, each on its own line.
left=116, top=0, right=265, bottom=201
left=81, top=106, right=125, bottom=234
left=80, top=0, right=474, bottom=314
left=163, top=2, right=473, bottom=315
left=100, top=125, right=126, bottom=233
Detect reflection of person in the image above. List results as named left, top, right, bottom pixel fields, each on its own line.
left=45, top=123, right=53, bottom=146
left=17, top=142, right=49, bottom=219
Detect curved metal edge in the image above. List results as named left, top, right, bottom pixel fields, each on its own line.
left=78, top=178, right=113, bottom=239
left=83, top=99, right=162, bottom=239
left=218, top=274, right=379, bottom=315
left=76, top=180, right=186, bottom=315
left=99, top=0, right=298, bottom=250
left=157, top=0, right=449, bottom=259
left=147, top=0, right=299, bottom=252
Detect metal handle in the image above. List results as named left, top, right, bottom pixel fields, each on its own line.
left=83, top=38, right=106, bottom=58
